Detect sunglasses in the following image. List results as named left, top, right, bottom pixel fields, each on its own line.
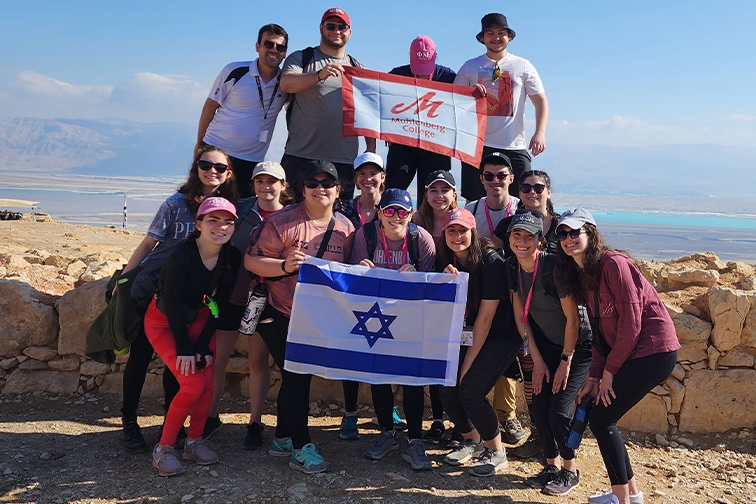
left=198, top=160, right=229, bottom=173
left=482, top=171, right=512, bottom=181
left=381, top=207, right=410, bottom=219
left=556, top=228, right=591, bottom=241
left=520, top=183, right=547, bottom=194
left=323, top=22, right=350, bottom=31
left=262, top=39, right=287, bottom=52
left=304, top=178, right=338, bottom=189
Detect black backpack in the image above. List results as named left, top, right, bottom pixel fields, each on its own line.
left=363, top=221, right=420, bottom=269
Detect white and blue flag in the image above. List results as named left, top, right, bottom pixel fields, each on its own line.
left=284, top=257, right=469, bottom=386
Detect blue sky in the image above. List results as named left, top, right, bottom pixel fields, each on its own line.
left=1, top=0, right=755, bottom=148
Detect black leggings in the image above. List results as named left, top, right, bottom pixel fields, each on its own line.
left=372, top=384, right=425, bottom=439
left=342, top=380, right=359, bottom=413
left=589, top=350, right=677, bottom=485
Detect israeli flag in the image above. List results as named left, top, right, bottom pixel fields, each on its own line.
left=285, top=257, right=469, bottom=386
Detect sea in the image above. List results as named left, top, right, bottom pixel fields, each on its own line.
left=2, top=175, right=756, bottom=263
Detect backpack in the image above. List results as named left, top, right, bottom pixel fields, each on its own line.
left=505, top=252, right=559, bottom=299
left=363, top=221, right=420, bottom=269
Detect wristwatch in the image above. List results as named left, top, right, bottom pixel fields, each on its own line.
left=560, top=353, right=572, bottom=362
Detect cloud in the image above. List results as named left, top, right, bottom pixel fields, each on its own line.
left=728, top=113, right=756, bottom=122
left=10, top=71, right=112, bottom=101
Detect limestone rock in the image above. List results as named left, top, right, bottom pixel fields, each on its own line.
left=671, top=363, right=686, bottom=381
left=0, top=357, right=18, bottom=370
left=707, top=346, right=720, bottom=369
left=665, top=377, right=685, bottom=414
left=740, top=293, right=756, bottom=349
left=97, top=373, right=123, bottom=394
left=18, top=359, right=47, bottom=370
left=79, top=360, right=111, bottom=376
left=22, top=254, right=45, bottom=265
left=78, top=260, right=122, bottom=284
left=140, top=373, right=164, bottom=397
left=669, top=252, right=726, bottom=271
left=0, top=280, right=58, bottom=357
left=677, top=344, right=708, bottom=364
left=47, top=355, right=80, bottom=371
left=636, top=260, right=663, bottom=286
left=670, top=310, right=712, bottom=345
left=666, top=268, right=720, bottom=289
left=233, top=337, right=249, bottom=355
left=65, top=260, right=87, bottom=277
left=717, top=348, right=755, bottom=368
left=618, top=393, right=669, bottom=433
left=0, top=254, right=30, bottom=274
left=23, top=346, right=58, bottom=362
left=678, top=369, right=756, bottom=433
left=56, top=277, right=108, bottom=356
left=43, top=254, right=72, bottom=268
left=2, top=369, right=79, bottom=394
left=708, top=287, right=749, bottom=351
left=225, top=356, right=249, bottom=374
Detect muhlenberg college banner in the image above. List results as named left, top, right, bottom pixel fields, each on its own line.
left=342, top=67, right=487, bottom=167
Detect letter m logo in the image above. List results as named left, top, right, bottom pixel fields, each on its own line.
left=391, top=91, right=443, bottom=119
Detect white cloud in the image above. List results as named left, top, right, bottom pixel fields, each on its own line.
left=728, top=113, right=756, bottom=122
left=9, top=70, right=112, bottom=101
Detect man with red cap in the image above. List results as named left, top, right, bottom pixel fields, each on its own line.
left=385, top=36, right=457, bottom=204
left=279, top=7, right=376, bottom=201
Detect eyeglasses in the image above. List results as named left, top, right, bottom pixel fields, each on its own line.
left=520, top=183, right=547, bottom=194
left=262, top=40, right=287, bottom=52
left=381, top=207, right=410, bottom=219
left=556, top=228, right=590, bottom=241
left=198, top=160, right=229, bottom=173
left=304, top=178, right=338, bottom=189
left=482, top=171, right=512, bottom=181
left=323, top=22, right=350, bottom=31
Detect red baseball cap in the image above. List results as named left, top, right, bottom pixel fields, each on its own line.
left=442, top=208, right=476, bottom=231
left=410, top=36, right=436, bottom=76
left=321, top=7, right=350, bottom=26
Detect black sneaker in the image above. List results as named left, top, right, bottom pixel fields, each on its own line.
left=508, top=433, right=542, bottom=459
left=525, top=464, right=560, bottom=488
left=243, top=422, right=265, bottom=450
left=422, top=421, right=445, bottom=444
left=122, top=416, right=147, bottom=453
left=202, top=416, right=223, bottom=440
left=542, top=468, right=580, bottom=496
left=447, top=426, right=464, bottom=448
left=174, top=426, right=188, bottom=450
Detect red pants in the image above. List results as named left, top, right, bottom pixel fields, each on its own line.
left=144, top=299, right=215, bottom=445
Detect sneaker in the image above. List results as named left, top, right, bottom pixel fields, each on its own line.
left=202, top=416, right=223, bottom=440
left=422, top=420, right=445, bottom=444
left=392, top=406, right=407, bottom=431
left=588, top=490, right=644, bottom=504
left=525, top=464, right=560, bottom=488
left=500, top=417, right=526, bottom=444
left=152, top=444, right=184, bottom=477
left=447, top=427, right=464, bottom=448
left=508, top=434, right=542, bottom=459
left=542, top=468, right=580, bottom=496
left=469, top=448, right=508, bottom=477
left=268, top=437, right=293, bottom=457
left=183, top=439, right=218, bottom=465
left=402, top=439, right=432, bottom=471
left=122, top=416, right=147, bottom=453
left=289, top=443, right=330, bottom=474
left=243, top=422, right=264, bottom=450
left=443, top=439, right=484, bottom=466
left=364, top=430, right=399, bottom=460
left=339, top=413, right=360, bottom=440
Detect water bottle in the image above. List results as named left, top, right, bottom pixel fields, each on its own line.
left=239, top=283, right=268, bottom=335
left=566, top=395, right=594, bottom=450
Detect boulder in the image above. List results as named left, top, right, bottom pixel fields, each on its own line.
left=23, top=346, right=58, bottom=362
left=669, top=252, right=726, bottom=270
left=56, top=277, right=108, bottom=356
left=18, top=359, right=47, bottom=370
left=78, top=261, right=122, bottom=284
left=707, top=346, right=720, bottom=369
left=717, top=348, right=755, bottom=368
left=309, top=376, right=346, bottom=403
left=225, top=356, right=249, bottom=374
left=47, top=355, right=81, bottom=371
left=664, top=377, right=685, bottom=414
left=65, top=260, right=87, bottom=277
left=708, top=287, right=749, bottom=351
left=98, top=373, right=123, bottom=394
left=665, top=268, right=720, bottom=289
left=678, top=369, right=756, bottom=433
left=740, top=293, right=756, bottom=349
left=43, top=254, right=72, bottom=268
left=79, top=360, right=112, bottom=376
left=669, top=310, right=711, bottom=345
left=2, top=369, right=79, bottom=394
left=617, top=393, right=669, bottom=433
left=0, top=280, right=58, bottom=357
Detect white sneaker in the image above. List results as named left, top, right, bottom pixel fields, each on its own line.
left=588, top=490, right=644, bottom=504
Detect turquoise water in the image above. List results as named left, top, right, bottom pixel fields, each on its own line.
left=585, top=209, right=756, bottom=230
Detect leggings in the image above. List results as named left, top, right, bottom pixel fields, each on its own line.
left=144, top=300, right=215, bottom=445
left=372, top=384, right=425, bottom=439
left=342, top=380, right=360, bottom=413
left=589, top=350, right=677, bottom=485
left=429, top=385, right=444, bottom=420
left=441, top=337, right=521, bottom=441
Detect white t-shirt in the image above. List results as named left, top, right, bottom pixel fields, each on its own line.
left=203, top=59, right=287, bottom=161
left=465, top=195, right=519, bottom=250
left=454, top=53, right=544, bottom=150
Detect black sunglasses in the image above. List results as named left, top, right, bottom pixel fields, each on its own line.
left=556, top=228, right=591, bottom=241
left=482, top=171, right=512, bottom=181
left=520, top=183, right=546, bottom=194
left=198, top=160, right=229, bottom=173
left=323, top=22, right=349, bottom=31
left=304, top=178, right=339, bottom=189
left=262, top=40, right=287, bottom=52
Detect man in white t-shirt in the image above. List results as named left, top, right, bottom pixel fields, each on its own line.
left=455, top=13, right=548, bottom=201
left=196, top=24, right=289, bottom=198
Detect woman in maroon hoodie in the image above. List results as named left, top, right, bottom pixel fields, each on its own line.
left=555, top=207, right=679, bottom=504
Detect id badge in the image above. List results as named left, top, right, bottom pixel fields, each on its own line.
left=461, top=326, right=474, bottom=346
left=259, top=129, right=269, bottom=143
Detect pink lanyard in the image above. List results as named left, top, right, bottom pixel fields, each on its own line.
left=484, top=199, right=513, bottom=237
left=380, top=226, right=407, bottom=270
left=518, top=251, right=540, bottom=327
left=356, top=198, right=365, bottom=227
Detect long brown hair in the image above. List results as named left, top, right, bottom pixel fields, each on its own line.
left=518, top=170, right=555, bottom=217
left=555, top=222, right=610, bottom=298
left=178, top=145, right=239, bottom=212
left=437, top=227, right=494, bottom=310
left=416, top=185, right=458, bottom=233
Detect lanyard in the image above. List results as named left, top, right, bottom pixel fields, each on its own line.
left=518, top=250, right=540, bottom=327
left=484, top=199, right=513, bottom=237
left=380, top=226, right=407, bottom=270
left=254, top=76, right=279, bottom=120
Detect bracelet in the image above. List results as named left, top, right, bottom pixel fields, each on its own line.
left=317, top=69, right=325, bottom=83
left=280, top=260, right=288, bottom=274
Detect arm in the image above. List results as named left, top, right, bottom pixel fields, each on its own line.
left=552, top=294, right=580, bottom=393
left=279, top=69, right=324, bottom=94
left=528, top=93, right=548, bottom=156
left=364, top=137, right=376, bottom=153
left=195, top=98, right=220, bottom=156
left=122, top=236, right=158, bottom=274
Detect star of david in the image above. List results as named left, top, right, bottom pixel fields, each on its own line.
left=350, top=302, right=397, bottom=348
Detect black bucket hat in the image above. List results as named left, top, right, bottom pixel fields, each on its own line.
left=476, top=13, right=516, bottom=43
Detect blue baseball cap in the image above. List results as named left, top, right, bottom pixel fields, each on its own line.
left=379, top=188, right=413, bottom=211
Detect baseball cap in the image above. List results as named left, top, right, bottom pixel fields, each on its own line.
left=442, top=208, right=476, bottom=230
left=479, top=151, right=512, bottom=170
left=410, top=36, right=436, bottom=76
left=424, top=169, right=456, bottom=189
left=558, top=207, right=597, bottom=230
left=252, top=161, right=286, bottom=181
left=321, top=7, right=350, bottom=26
left=353, top=152, right=384, bottom=171
left=507, top=210, right=543, bottom=235
left=379, top=188, right=413, bottom=211
left=304, top=160, right=339, bottom=180
left=197, top=197, right=238, bottom=219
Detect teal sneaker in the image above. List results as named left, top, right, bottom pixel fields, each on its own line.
left=268, top=437, right=292, bottom=458
left=339, top=413, right=360, bottom=440
left=392, top=406, right=407, bottom=431
left=289, top=443, right=330, bottom=474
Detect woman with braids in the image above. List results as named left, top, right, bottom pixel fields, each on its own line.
left=555, top=207, right=679, bottom=504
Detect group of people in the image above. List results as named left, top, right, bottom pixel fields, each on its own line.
left=112, top=8, right=680, bottom=504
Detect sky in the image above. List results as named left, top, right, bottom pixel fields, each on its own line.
left=1, top=0, right=755, bottom=150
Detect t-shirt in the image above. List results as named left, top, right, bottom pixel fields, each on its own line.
left=350, top=222, right=436, bottom=272
left=465, top=196, right=520, bottom=249
left=203, top=59, right=287, bottom=162
left=454, top=53, right=544, bottom=150
left=282, top=47, right=363, bottom=164
left=249, top=203, right=354, bottom=317
left=388, top=64, right=456, bottom=83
